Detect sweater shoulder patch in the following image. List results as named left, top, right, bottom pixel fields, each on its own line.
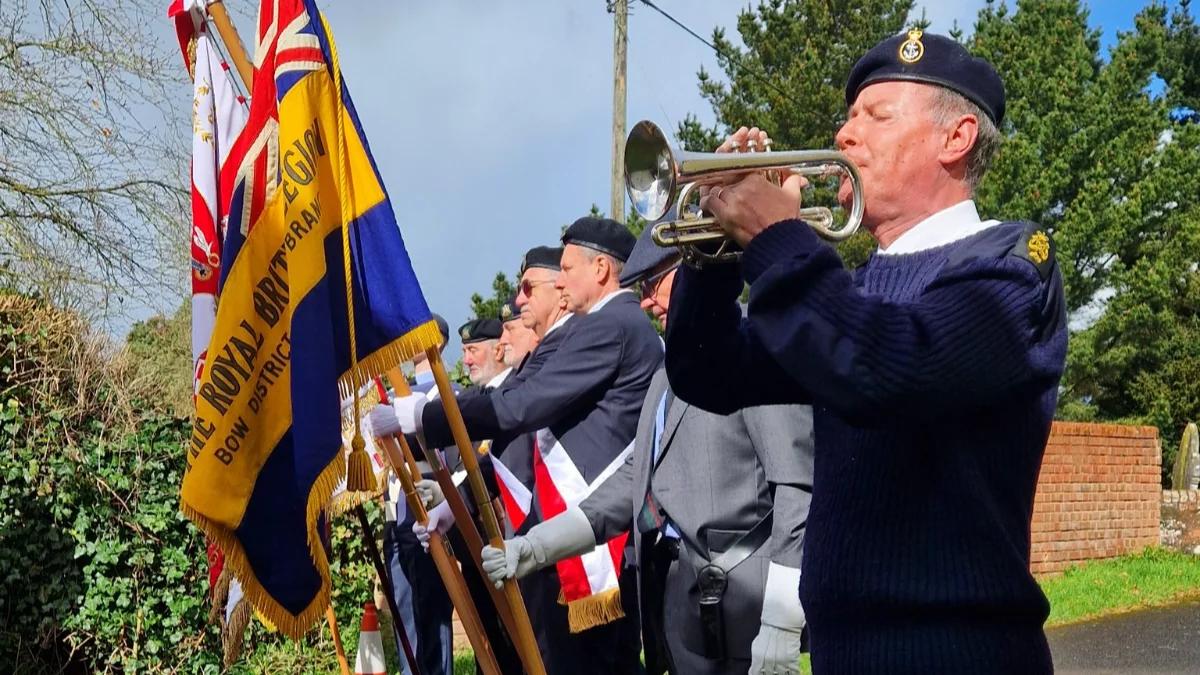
left=1009, top=222, right=1056, bottom=281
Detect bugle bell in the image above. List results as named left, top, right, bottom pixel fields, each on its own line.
left=624, top=120, right=865, bottom=265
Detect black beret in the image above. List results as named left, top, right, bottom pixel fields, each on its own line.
left=619, top=216, right=680, bottom=287
left=458, top=318, right=502, bottom=344
left=520, top=246, right=563, bottom=275
left=846, top=29, right=1005, bottom=125
left=561, top=217, right=636, bottom=262
left=499, top=293, right=521, bottom=323
left=431, top=313, right=449, bottom=343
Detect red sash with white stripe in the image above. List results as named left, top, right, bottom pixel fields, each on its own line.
left=531, top=430, right=631, bottom=633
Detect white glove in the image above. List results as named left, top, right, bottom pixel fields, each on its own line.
left=412, top=500, right=455, bottom=552
left=414, top=478, right=444, bottom=509
left=367, top=402, right=402, bottom=437
left=391, top=393, right=428, bottom=435
left=748, top=563, right=805, bottom=675
left=479, top=506, right=596, bottom=589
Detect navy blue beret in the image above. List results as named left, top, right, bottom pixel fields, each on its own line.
left=619, top=216, right=680, bottom=287
left=562, top=217, right=636, bottom=262
left=459, top=318, right=502, bottom=344
left=846, top=29, right=1005, bottom=125
left=519, top=245, right=563, bottom=275
left=499, top=293, right=521, bottom=322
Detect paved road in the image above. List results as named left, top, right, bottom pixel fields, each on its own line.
left=1048, top=600, right=1200, bottom=674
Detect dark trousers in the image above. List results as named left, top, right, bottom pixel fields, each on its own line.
left=640, top=535, right=679, bottom=675
left=386, top=516, right=453, bottom=675
left=522, top=562, right=644, bottom=675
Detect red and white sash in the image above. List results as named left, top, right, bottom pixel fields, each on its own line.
left=532, top=429, right=632, bottom=632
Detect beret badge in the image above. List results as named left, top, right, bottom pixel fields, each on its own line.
left=501, top=304, right=513, bottom=320
left=461, top=326, right=471, bottom=340
left=899, top=28, right=925, bottom=64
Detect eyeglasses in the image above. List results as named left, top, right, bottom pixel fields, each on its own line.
left=639, top=263, right=680, bottom=299
left=519, top=278, right=555, bottom=296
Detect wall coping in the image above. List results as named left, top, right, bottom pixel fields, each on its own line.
left=1050, top=421, right=1160, bottom=439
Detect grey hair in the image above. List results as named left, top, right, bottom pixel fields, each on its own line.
left=579, top=247, right=625, bottom=277
left=927, top=87, right=1001, bottom=191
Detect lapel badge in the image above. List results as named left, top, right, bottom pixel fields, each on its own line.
left=899, top=29, right=925, bottom=64
left=1028, top=231, right=1050, bottom=264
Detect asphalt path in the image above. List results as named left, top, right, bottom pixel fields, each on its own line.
left=1048, top=600, right=1200, bottom=674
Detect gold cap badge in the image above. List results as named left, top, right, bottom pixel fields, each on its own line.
left=501, top=305, right=513, bottom=320
left=461, top=327, right=471, bottom=340
left=1027, top=231, right=1050, bottom=264
left=899, top=29, right=925, bottom=64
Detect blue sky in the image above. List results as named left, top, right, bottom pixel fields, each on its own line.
left=182, top=1, right=1161, bottom=362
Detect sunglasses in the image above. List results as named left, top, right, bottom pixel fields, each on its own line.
left=519, top=278, right=555, bottom=296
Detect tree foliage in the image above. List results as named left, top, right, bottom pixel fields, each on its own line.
left=681, top=0, right=1200, bottom=481
left=0, top=0, right=187, bottom=315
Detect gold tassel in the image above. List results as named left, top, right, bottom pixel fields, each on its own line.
left=566, top=586, right=625, bottom=633
left=346, top=435, right=374, bottom=492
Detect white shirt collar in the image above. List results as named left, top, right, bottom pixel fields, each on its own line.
left=877, top=200, right=1000, bottom=256
left=486, top=367, right=511, bottom=389
left=544, top=312, right=572, bottom=337
left=587, top=288, right=634, bottom=314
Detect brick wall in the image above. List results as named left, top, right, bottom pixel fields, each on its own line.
left=1030, top=422, right=1161, bottom=575
left=1161, top=489, right=1200, bottom=555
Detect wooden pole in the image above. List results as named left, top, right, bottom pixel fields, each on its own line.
left=206, top=1, right=255, bottom=95
left=376, top=434, right=502, bottom=675
left=425, top=349, right=546, bottom=675
left=353, top=504, right=421, bottom=675
left=383, top=369, right=540, bottom=674
left=325, top=605, right=351, bottom=675
left=610, top=0, right=628, bottom=221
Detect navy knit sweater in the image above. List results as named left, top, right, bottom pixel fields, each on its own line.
left=665, top=218, right=1067, bottom=674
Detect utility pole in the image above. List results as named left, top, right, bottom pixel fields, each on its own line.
left=610, top=0, right=628, bottom=221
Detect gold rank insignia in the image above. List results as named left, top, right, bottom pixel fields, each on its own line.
left=461, top=326, right=471, bottom=340
left=1027, top=231, right=1050, bottom=264
left=899, top=29, right=925, bottom=64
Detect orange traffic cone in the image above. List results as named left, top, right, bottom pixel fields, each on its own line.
left=353, top=601, right=387, bottom=675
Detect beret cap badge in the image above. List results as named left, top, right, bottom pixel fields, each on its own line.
left=899, top=29, right=925, bottom=64
left=461, top=326, right=471, bottom=340
left=501, top=304, right=513, bottom=320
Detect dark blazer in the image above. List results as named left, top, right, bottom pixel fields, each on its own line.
left=421, top=291, right=663, bottom=487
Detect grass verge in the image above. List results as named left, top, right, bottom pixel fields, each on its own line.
left=1040, top=547, right=1200, bottom=627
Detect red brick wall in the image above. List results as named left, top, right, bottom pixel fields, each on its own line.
left=1030, top=422, right=1161, bottom=575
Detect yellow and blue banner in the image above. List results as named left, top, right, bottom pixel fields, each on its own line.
left=180, top=0, right=441, bottom=637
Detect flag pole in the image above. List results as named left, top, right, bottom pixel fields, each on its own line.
left=352, top=504, right=421, bottom=675
left=425, top=349, right=547, bottom=675
left=325, top=605, right=351, bottom=675
left=376, top=434, right=503, bottom=675
left=384, top=369, right=544, bottom=674
left=205, top=1, right=254, bottom=95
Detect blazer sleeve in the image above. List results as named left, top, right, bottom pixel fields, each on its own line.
left=742, top=403, right=814, bottom=569
left=664, top=263, right=803, bottom=415
left=420, top=315, right=622, bottom=448
left=578, top=450, right=638, bottom=543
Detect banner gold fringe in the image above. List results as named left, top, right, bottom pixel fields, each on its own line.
left=182, top=326, right=441, bottom=639
left=566, top=586, right=625, bottom=634
left=337, top=321, right=444, bottom=400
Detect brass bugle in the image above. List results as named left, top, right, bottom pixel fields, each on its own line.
left=624, top=120, right=865, bottom=264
